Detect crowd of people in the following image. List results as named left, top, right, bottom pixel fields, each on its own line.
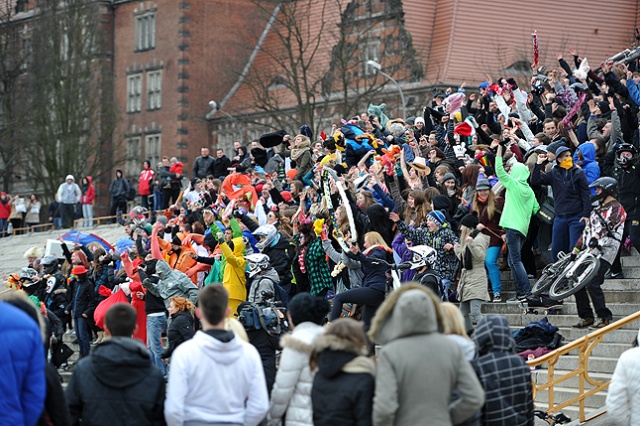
left=4, top=46, right=640, bottom=425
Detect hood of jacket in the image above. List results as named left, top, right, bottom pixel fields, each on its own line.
left=92, top=337, right=154, bottom=388
left=472, top=315, right=515, bottom=355
left=259, top=267, right=280, bottom=285
left=509, top=162, right=530, bottom=184
left=232, top=236, right=246, bottom=257
left=85, top=176, right=93, bottom=185
left=189, top=330, right=246, bottom=365
left=575, top=142, right=596, bottom=166
left=312, top=333, right=372, bottom=378
left=171, top=309, right=194, bottom=324
left=368, top=283, right=440, bottom=345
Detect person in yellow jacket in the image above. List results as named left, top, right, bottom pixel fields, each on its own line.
left=216, top=230, right=247, bottom=316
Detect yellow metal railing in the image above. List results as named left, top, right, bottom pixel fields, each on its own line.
left=527, top=311, right=640, bottom=423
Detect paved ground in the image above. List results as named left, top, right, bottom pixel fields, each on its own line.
left=0, top=224, right=127, bottom=277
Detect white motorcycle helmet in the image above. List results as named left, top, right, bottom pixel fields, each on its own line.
left=253, top=224, right=278, bottom=251
left=245, top=253, right=271, bottom=278
left=407, top=245, right=437, bottom=269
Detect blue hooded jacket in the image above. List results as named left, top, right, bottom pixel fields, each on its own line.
left=574, top=143, right=600, bottom=194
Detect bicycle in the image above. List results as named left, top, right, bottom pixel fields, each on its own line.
left=533, top=409, right=571, bottom=425
left=547, top=238, right=601, bottom=301
left=531, top=251, right=573, bottom=296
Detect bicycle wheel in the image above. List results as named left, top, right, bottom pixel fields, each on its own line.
left=549, top=255, right=600, bottom=301
left=531, top=257, right=570, bottom=296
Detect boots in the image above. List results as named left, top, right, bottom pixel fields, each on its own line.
left=95, top=331, right=105, bottom=344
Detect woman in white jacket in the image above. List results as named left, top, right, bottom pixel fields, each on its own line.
left=606, top=328, right=640, bottom=425
left=268, top=293, right=330, bottom=426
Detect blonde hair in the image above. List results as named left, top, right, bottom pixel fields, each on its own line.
left=171, top=296, right=195, bottom=312
left=440, top=302, right=470, bottom=340
left=364, top=231, right=390, bottom=250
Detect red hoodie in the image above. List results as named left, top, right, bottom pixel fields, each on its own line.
left=138, top=167, right=155, bottom=196
left=0, top=193, right=11, bottom=219
left=81, top=176, right=95, bottom=205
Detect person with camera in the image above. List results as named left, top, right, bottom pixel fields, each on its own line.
left=571, top=177, right=626, bottom=329
left=240, top=253, right=284, bottom=394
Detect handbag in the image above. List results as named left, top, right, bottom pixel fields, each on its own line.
left=536, top=199, right=555, bottom=225
left=483, top=226, right=507, bottom=254
left=51, top=341, right=74, bottom=368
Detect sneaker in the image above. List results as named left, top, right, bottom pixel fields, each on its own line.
left=589, top=318, right=611, bottom=329
left=605, top=271, right=624, bottom=279
left=506, top=295, right=528, bottom=304
left=65, top=329, right=75, bottom=335
left=573, top=318, right=595, bottom=329
left=493, top=293, right=502, bottom=303
left=527, top=274, right=536, bottom=280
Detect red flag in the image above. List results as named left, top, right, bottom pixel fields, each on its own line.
left=532, top=31, right=539, bottom=69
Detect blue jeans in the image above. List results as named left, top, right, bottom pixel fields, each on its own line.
left=551, top=214, right=585, bottom=261
left=75, top=316, right=91, bottom=358
left=505, top=228, right=531, bottom=297
left=147, top=314, right=167, bottom=375
left=442, top=278, right=452, bottom=295
left=53, top=217, right=62, bottom=230
left=485, top=246, right=502, bottom=294
left=0, top=218, right=7, bottom=237
left=153, top=190, right=163, bottom=212
left=82, top=204, right=93, bottom=227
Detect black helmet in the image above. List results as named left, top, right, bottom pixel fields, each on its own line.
left=615, top=143, right=638, bottom=166
left=590, top=177, right=617, bottom=203
left=41, top=255, right=59, bottom=275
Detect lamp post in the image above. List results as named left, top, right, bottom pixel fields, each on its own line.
left=205, top=100, right=236, bottom=121
left=366, top=60, right=406, bottom=120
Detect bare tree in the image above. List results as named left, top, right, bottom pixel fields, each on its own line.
left=0, top=0, right=32, bottom=192
left=21, top=0, right=119, bottom=199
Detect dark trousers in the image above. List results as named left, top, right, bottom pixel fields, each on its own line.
left=610, top=218, right=640, bottom=274
left=75, top=316, right=91, bottom=358
left=330, top=287, right=385, bottom=330
left=60, top=203, right=76, bottom=229
left=552, top=214, right=585, bottom=261
left=575, top=259, right=613, bottom=321
left=522, top=217, right=539, bottom=277
left=247, top=329, right=280, bottom=395
left=110, top=198, right=128, bottom=222
left=140, top=195, right=150, bottom=210
left=162, top=186, right=181, bottom=209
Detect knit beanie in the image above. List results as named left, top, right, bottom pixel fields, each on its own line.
left=460, top=212, right=479, bottom=229
left=427, top=210, right=445, bottom=227
left=432, top=195, right=452, bottom=212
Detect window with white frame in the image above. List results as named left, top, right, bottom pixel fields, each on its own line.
left=126, top=137, right=141, bottom=176
left=135, top=12, right=156, bottom=51
left=127, top=74, right=142, bottom=113
left=147, top=70, right=162, bottom=110
left=363, top=42, right=380, bottom=77
left=145, top=134, right=161, bottom=168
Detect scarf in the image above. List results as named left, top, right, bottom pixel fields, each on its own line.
left=291, top=145, right=310, bottom=162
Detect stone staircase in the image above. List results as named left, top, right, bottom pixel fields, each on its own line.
left=482, top=255, right=640, bottom=424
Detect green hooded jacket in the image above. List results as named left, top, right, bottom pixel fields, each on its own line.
left=495, top=157, right=539, bottom=236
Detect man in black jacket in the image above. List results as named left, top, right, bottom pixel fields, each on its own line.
left=64, top=265, right=96, bottom=358
left=531, top=145, right=591, bottom=261
left=192, top=147, right=215, bottom=179
left=212, top=148, right=231, bottom=179
left=66, top=303, right=166, bottom=425
left=603, top=142, right=640, bottom=277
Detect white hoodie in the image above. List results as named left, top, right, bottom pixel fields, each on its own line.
left=606, top=327, right=640, bottom=426
left=164, top=330, right=268, bottom=426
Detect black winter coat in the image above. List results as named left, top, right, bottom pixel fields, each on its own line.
left=161, top=310, right=195, bottom=359
left=312, top=338, right=374, bottom=426
left=66, top=278, right=96, bottom=318
left=603, top=151, right=640, bottom=219
left=66, top=337, right=166, bottom=426
left=212, top=155, right=231, bottom=178
left=263, top=234, right=295, bottom=287
left=192, top=155, right=215, bottom=179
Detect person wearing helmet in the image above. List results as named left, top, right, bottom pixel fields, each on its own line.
left=246, top=253, right=280, bottom=306
left=243, top=253, right=282, bottom=394
left=252, top=224, right=295, bottom=294
left=571, top=177, right=626, bottom=329
left=603, top=142, right=640, bottom=278
left=407, top=245, right=442, bottom=297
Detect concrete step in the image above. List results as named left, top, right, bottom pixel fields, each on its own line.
left=484, top=301, right=640, bottom=317
left=491, top=279, right=639, bottom=293
left=531, top=369, right=611, bottom=390
left=510, top=326, right=638, bottom=345
left=621, top=255, right=640, bottom=267
left=499, top=313, right=640, bottom=329
left=533, top=385, right=608, bottom=408
left=552, top=355, right=618, bottom=375
left=489, top=289, right=640, bottom=304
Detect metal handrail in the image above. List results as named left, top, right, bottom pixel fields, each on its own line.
left=526, top=311, right=640, bottom=423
